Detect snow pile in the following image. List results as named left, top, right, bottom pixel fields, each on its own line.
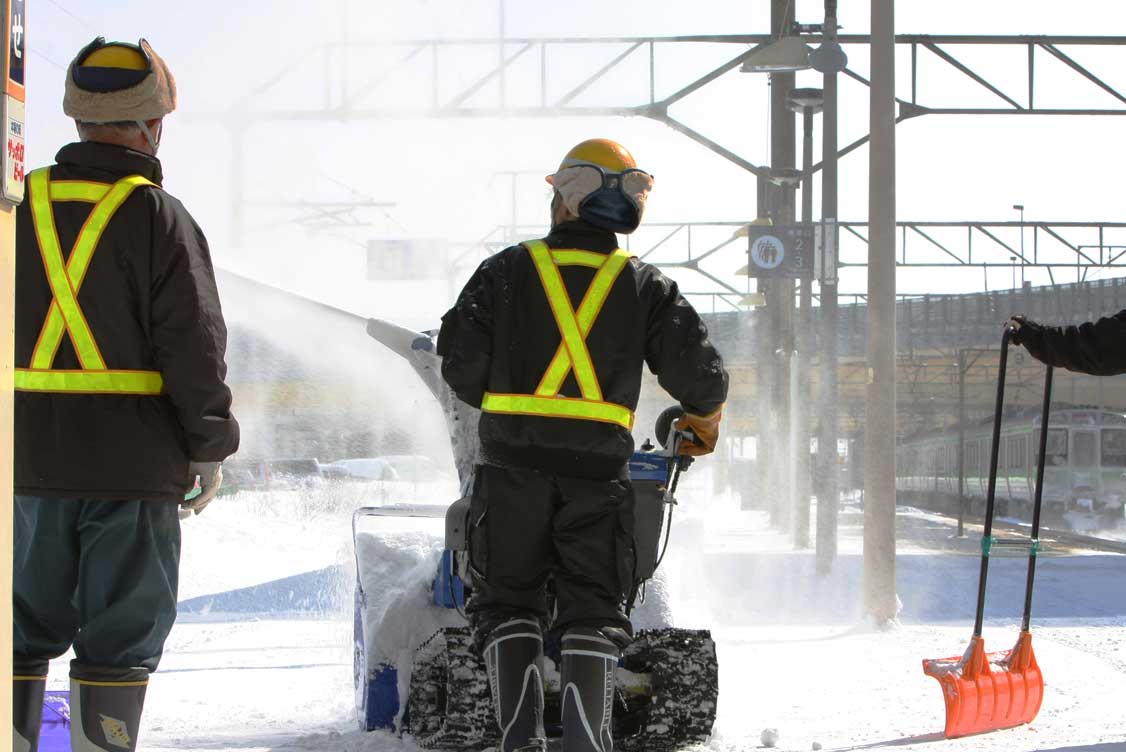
left=629, top=568, right=676, bottom=630
left=354, top=524, right=464, bottom=687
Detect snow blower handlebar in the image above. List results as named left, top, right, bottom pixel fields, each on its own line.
left=655, top=405, right=695, bottom=504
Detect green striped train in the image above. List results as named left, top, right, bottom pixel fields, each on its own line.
left=897, top=408, right=1126, bottom=532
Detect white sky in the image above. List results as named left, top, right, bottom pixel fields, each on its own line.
left=22, top=0, right=1126, bottom=320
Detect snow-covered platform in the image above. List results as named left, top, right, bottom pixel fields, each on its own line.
left=42, top=480, right=1126, bottom=752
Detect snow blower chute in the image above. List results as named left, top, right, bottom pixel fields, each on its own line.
left=354, top=319, right=718, bottom=751
left=922, top=326, right=1049, bottom=738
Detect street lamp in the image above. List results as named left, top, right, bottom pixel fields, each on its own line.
left=1013, top=204, right=1026, bottom=286
left=740, top=36, right=813, bottom=73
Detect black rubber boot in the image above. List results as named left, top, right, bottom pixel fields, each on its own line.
left=483, top=619, right=546, bottom=752
left=13, top=656, right=48, bottom=752
left=69, top=664, right=149, bottom=752
left=561, top=627, right=621, bottom=752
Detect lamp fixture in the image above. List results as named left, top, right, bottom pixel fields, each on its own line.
left=740, top=36, right=812, bottom=73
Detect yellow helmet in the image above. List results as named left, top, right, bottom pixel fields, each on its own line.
left=81, top=44, right=148, bottom=71
left=556, top=138, right=638, bottom=173
left=547, top=138, right=653, bottom=234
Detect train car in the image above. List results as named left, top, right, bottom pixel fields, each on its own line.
left=897, top=408, right=1126, bottom=531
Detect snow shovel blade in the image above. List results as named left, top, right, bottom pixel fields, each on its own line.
left=921, top=632, right=1044, bottom=738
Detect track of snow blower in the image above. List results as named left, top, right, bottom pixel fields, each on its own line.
left=354, top=319, right=718, bottom=751
left=407, top=626, right=717, bottom=752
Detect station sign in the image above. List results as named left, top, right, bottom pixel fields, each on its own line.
left=745, top=223, right=814, bottom=279
left=2, top=0, right=26, bottom=203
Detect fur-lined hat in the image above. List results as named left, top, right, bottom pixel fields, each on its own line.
left=63, top=37, right=177, bottom=123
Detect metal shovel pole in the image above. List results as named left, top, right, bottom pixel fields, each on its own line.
left=973, top=327, right=1012, bottom=639
left=1023, top=365, right=1053, bottom=632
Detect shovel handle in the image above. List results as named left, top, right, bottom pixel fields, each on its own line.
left=1022, top=365, right=1053, bottom=632
left=973, top=326, right=1013, bottom=638
left=973, top=326, right=1053, bottom=638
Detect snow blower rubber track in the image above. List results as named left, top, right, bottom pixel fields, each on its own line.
left=616, top=628, right=718, bottom=752
left=406, top=626, right=717, bottom=751
left=407, top=627, right=496, bottom=749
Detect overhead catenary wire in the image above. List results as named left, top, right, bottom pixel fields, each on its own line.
left=41, top=0, right=95, bottom=30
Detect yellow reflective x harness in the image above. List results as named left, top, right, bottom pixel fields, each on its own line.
left=481, top=239, right=634, bottom=429
left=14, top=168, right=164, bottom=395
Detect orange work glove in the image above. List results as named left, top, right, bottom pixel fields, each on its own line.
left=674, top=405, right=723, bottom=456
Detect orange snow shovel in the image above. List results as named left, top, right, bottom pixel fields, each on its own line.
left=922, top=327, right=1048, bottom=738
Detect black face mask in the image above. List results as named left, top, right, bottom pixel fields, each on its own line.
left=577, top=167, right=651, bottom=234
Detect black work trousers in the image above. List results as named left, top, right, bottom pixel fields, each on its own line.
left=14, top=496, right=181, bottom=672
left=466, top=463, right=635, bottom=643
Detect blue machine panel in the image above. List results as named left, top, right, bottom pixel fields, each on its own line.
left=629, top=450, right=668, bottom=482
left=433, top=550, right=466, bottom=609
left=360, top=665, right=400, bottom=731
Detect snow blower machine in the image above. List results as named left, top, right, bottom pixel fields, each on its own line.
left=353, top=318, right=718, bottom=751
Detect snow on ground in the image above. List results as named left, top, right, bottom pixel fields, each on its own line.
left=43, top=475, right=1126, bottom=751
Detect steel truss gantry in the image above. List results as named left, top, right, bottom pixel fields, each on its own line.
left=478, top=219, right=1126, bottom=312
left=224, top=33, right=1126, bottom=171
left=220, top=32, right=1126, bottom=280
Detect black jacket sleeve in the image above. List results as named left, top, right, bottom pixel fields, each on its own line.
left=640, top=262, right=728, bottom=415
left=149, top=194, right=240, bottom=462
left=437, top=257, right=496, bottom=408
left=1021, top=309, right=1126, bottom=376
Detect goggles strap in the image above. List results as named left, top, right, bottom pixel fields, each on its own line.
left=136, top=120, right=160, bottom=152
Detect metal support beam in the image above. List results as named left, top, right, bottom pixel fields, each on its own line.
left=768, top=0, right=797, bottom=534
left=864, top=0, right=898, bottom=625
left=816, top=0, right=841, bottom=575
left=794, top=104, right=816, bottom=549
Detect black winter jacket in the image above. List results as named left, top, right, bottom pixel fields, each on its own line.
left=438, top=221, right=728, bottom=480
left=1020, top=309, right=1126, bottom=376
left=14, top=142, right=239, bottom=502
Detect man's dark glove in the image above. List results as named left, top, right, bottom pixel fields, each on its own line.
left=1008, top=315, right=1043, bottom=347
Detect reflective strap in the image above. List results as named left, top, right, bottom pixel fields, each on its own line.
left=481, top=392, right=634, bottom=430
left=532, top=244, right=630, bottom=397
left=14, top=369, right=164, bottom=395
left=551, top=249, right=606, bottom=268
left=526, top=240, right=602, bottom=401
left=72, top=678, right=150, bottom=687
left=27, top=170, right=155, bottom=371
left=49, top=180, right=111, bottom=203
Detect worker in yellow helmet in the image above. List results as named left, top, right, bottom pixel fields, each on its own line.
left=438, top=139, right=728, bottom=752
left=12, top=38, right=239, bottom=752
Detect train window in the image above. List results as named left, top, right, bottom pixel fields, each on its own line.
left=1072, top=430, right=1097, bottom=468
left=1034, top=428, right=1068, bottom=466
left=1101, top=429, right=1126, bottom=467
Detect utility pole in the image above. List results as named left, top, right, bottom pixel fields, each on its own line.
left=768, top=0, right=797, bottom=532
left=864, top=0, right=898, bottom=623
left=814, top=0, right=843, bottom=574
left=791, top=88, right=822, bottom=549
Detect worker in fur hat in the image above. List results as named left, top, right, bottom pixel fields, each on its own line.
left=12, top=38, right=239, bottom=752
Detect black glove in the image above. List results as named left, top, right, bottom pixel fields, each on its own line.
left=1007, top=315, right=1042, bottom=347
